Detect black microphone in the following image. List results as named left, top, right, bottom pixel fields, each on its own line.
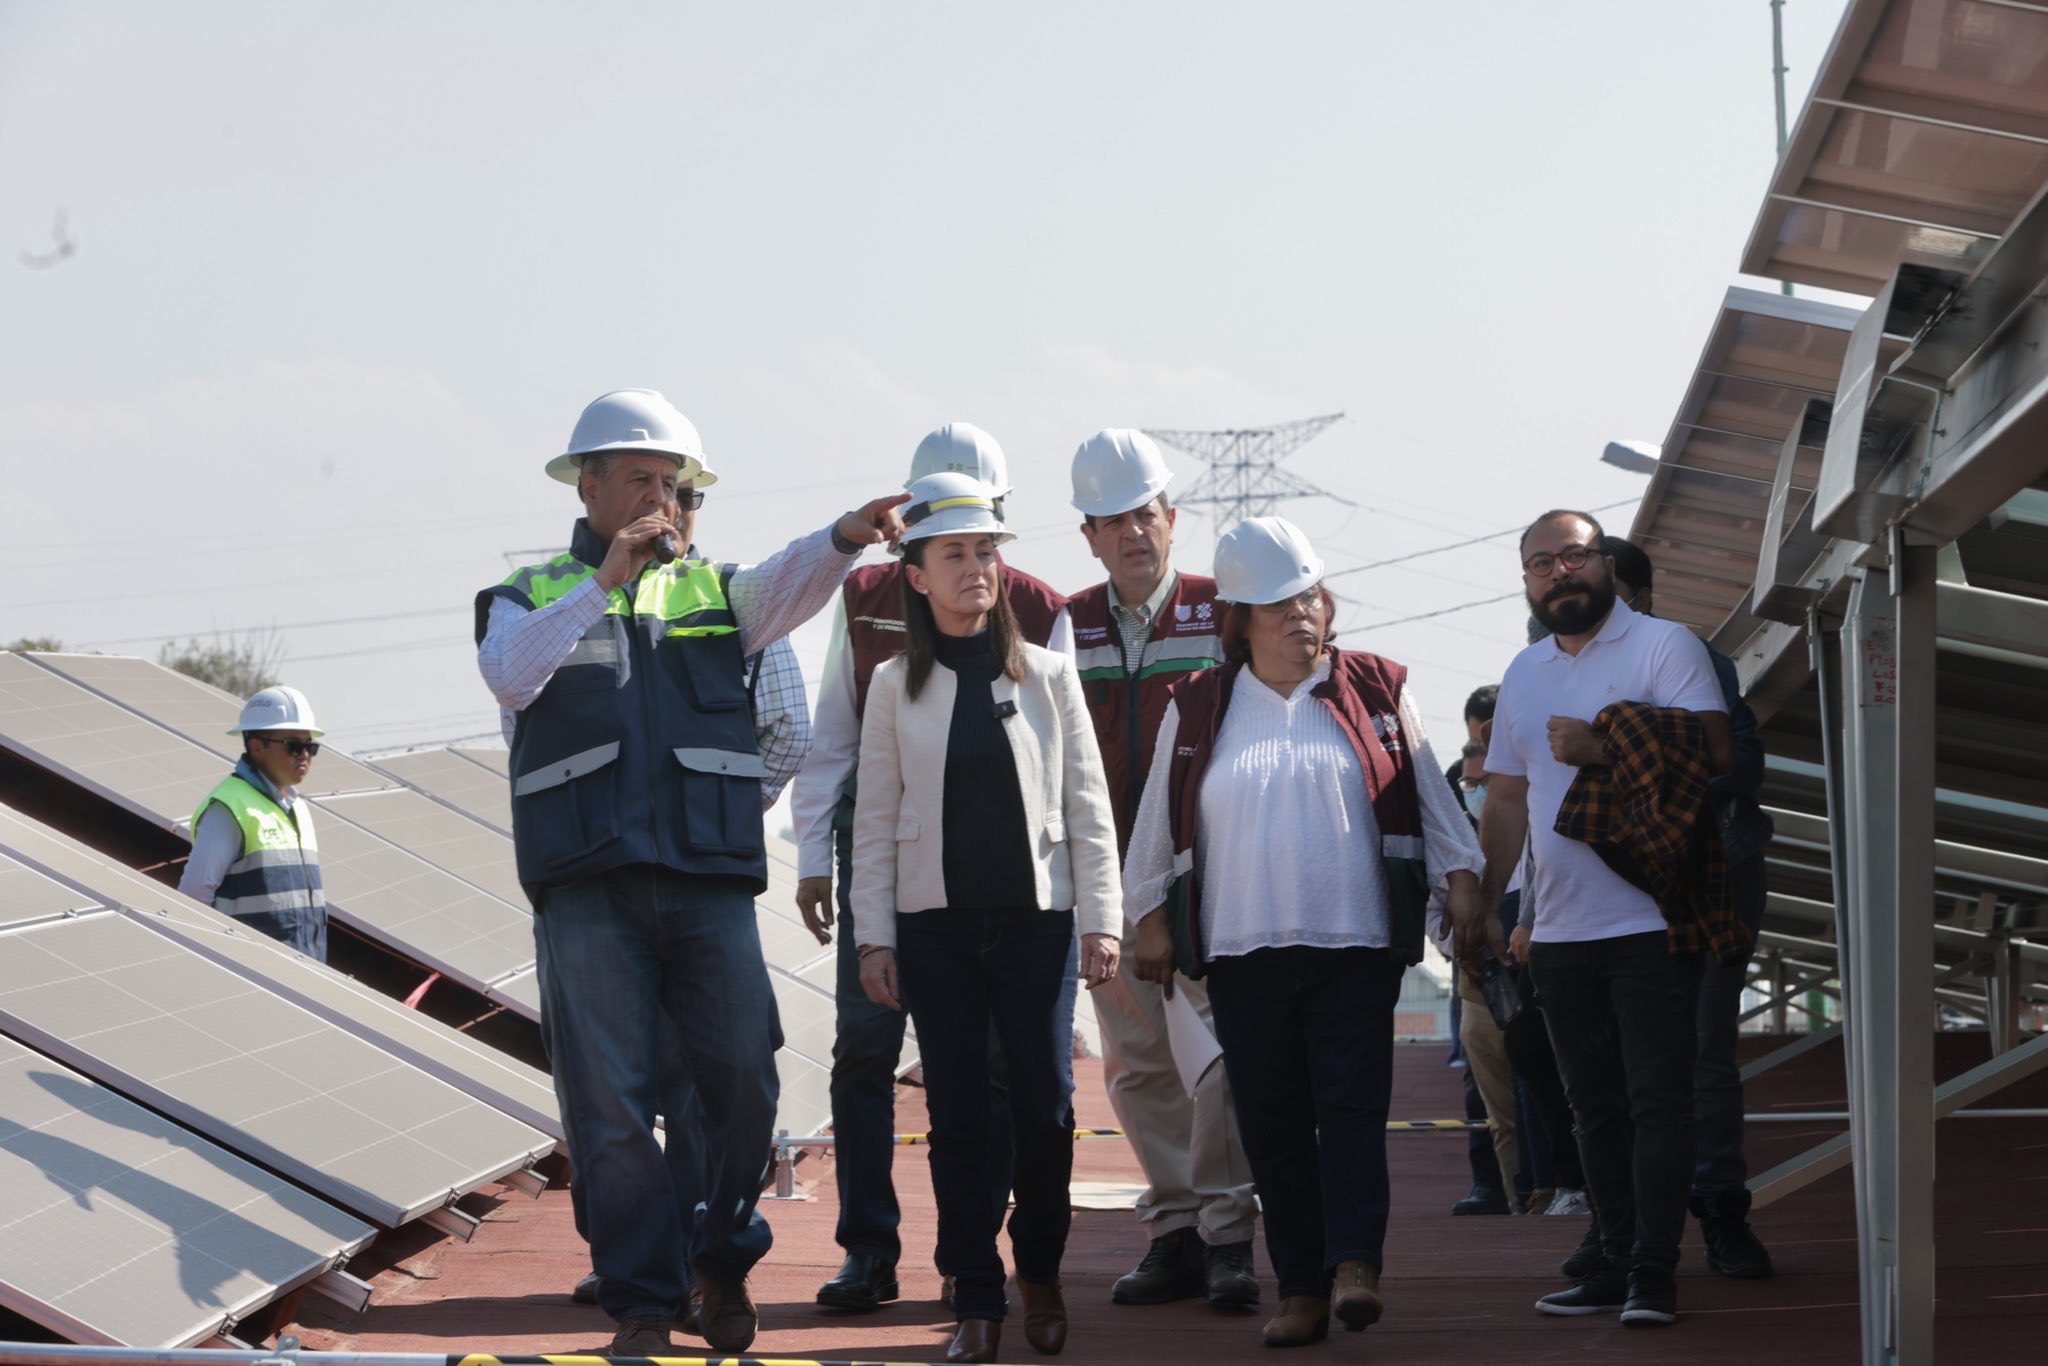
left=652, top=532, right=678, bottom=565
left=992, top=699, right=1017, bottom=721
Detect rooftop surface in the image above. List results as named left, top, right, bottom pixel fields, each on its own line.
left=279, top=1034, right=2048, bottom=1365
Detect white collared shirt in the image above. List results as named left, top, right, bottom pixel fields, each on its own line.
left=1483, top=599, right=1726, bottom=943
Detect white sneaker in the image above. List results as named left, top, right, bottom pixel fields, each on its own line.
left=1546, top=1187, right=1592, bottom=1216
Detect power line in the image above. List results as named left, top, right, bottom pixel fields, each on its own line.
left=1323, top=498, right=1640, bottom=582
left=76, top=604, right=468, bottom=650
left=1354, top=592, right=1524, bottom=631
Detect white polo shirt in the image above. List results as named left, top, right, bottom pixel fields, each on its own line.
left=1484, top=599, right=1725, bottom=943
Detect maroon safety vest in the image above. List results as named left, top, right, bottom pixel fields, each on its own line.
left=1163, top=649, right=1430, bottom=972
left=1067, top=572, right=1226, bottom=853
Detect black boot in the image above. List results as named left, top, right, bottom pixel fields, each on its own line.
left=1451, top=1183, right=1510, bottom=1215
left=1112, top=1226, right=1206, bottom=1304
left=1203, top=1239, right=1259, bottom=1310
left=816, top=1249, right=901, bottom=1309
left=1560, top=1212, right=1603, bottom=1280
left=1694, top=1190, right=1774, bottom=1279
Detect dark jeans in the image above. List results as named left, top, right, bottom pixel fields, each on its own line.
left=534, top=867, right=778, bottom=1321
left=1207, top=945, right=1403, bottom=1300
left=1694, top=852, right=1767, bottom=1197
left=897, top=907, right=1077, bottom=1323
left=1502, top=976, right=1585, bottom=1192
left=1531, top=931, right=1703, bottom=1276
left=828, top=828, right=1012, bottom=1262
left=557, top=1019, right=708, bottom=1271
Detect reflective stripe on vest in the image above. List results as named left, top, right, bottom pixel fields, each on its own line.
left=193, top=774, right=325, bottom=923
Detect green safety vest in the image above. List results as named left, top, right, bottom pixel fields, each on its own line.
left=192, top=770, right=327, bottom=959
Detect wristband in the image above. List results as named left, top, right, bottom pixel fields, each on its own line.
left=830, top=517, right=861, bottom=555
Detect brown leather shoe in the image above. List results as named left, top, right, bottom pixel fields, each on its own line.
left=696, top=1274, right=757, bottom=1353
left=606, top=1316, right=670, bottom=1357
left=1019, top=1280, right=1067, bottom=1354
left=1331, top=1260, right=1383, bottom=1330
left=1262, top=1295, right=1330, bottom=1347
left=945, top=1318, right=1001, bottom=1363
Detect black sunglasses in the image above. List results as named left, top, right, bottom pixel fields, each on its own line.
left=256, top=737, right=321, bottom=758
left=677, top=490, right=705, bottom=510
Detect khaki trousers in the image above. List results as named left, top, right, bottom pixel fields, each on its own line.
left=1091, top=963, right=1259, bottom=1242
left=1457, top=968, right=1520, bottom=1199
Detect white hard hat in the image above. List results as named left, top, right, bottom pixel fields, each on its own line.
left=900, top=472, right=1015, bottom=547
left=228, top=685, right=324, bottom=738
left=1070, top=428, right=1173, bottom=518
left=1212, top=516, right=1326, bottom=603
left=546, top=389, right=718, bottom=489
left=905, top=423, right=1010, bottom=496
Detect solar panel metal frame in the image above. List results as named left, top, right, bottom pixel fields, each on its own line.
left=0, top=912, right=553, bottom=1228
left=0, top=1034, right=376, bottom=1349
left=366, top=748, right=514, bottom=836
left=312, top=786, right=528, bottom=908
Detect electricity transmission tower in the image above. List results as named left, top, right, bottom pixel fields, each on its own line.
left=1145, top=412, right=1349, bottom=534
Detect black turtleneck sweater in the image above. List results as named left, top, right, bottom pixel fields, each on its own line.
left=934, top=628, right=1035, bottom=909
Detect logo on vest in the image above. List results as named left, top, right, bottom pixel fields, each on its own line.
left=259, top=827, right=289, bottom=846
left=1369, top=712, right=1404, bottom=754
left=1174, top=603, right=1191, bottom=622
left=1194, top=602, right=1213, bottom=621
left=1076, top=625, right=1110, bottom=642
left=853, top=615, right=906, bottom=633
left=1176, top=744, right=1197, bottom=758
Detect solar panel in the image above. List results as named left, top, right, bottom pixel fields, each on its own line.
left=22, top=654, right=392, bottom=797
left=368, top=748, right=513, bottom=835
left=313, top=788, right=526, bottom=908
left=0, top=653, right=223, bottom=833
left=0, top=805, right=561, bottom=1140
left=455, top=746, right=510, bottom=776
left=0, top=849, right=100, bottom=930
left=311, top=817, right=538, bottom=1017
left=0, top=913, right=551, bottom=1227
left=0, top=1034, right=375, bottom=1348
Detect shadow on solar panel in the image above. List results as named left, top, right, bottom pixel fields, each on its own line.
left=0, top=1036, right=376, bottom=1348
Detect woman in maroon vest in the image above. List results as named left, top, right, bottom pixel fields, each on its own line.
left=1123, top=517, right=1485, bottom=1348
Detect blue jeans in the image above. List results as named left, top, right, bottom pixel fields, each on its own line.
left=1694, top=852, right=1767, bottom=1196
left=1531, top=931, right=1703, bottom=1275
left=1207, top=945, right=1404, bottom=1300
left=556, top=1017, right=707, bottom=1265
left=897, top=907, right=1077, bottom=1323
left=828, top=827, right=1011, bottom=1262
left=534, top=866, right=778, bottom=1321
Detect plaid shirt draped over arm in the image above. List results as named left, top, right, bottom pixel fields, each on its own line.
left=1553, top=700, right=1748, bottom=965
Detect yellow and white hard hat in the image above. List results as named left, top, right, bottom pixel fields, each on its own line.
left=1212, top=516, right=1325, bottom=603
left=227, top=685, right=324, bottom=738
left=1070, top=428, right=1172, bottom=518
left=900, top=471, right=1015, bottom=547
left=546, top=389, right=717, bottom=488
left=905, top=423, right=1011, bottom=497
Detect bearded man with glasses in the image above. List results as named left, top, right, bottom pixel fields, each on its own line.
left=1454, top=509, right=1735, bottom=1329
left=180, top=684, right=331, bottom=959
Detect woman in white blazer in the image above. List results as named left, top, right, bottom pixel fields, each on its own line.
left=851, top=471, right=1121, bottom=1365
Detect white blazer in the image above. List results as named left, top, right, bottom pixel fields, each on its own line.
left=850, top=641, right=1122, bottom=949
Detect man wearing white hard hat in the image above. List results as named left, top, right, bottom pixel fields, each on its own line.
left=1065, top=429, right=1259, bottom=1310
left=476, top=388, right=908, bottom=1358
left=787, top=422, right=1069, bottom=1313
left=1122, top=517, right=1484, bottom=1347
left=179, top=685, right=330, bottom=961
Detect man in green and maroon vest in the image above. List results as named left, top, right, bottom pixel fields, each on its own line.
left=1066, top=428, right=1258, bottom=1309
left=789, top=422, right=1069, bottom=1311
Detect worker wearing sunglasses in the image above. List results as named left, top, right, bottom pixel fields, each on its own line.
left=177, top=684, right=330, bottom=960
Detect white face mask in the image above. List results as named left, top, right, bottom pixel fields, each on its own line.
left=1465, top=782, right=1488, bottom=823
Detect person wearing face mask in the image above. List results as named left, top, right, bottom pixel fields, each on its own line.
left=180, top=685, right=330, bottom=960
left=1124, top=517, right=1484, bottom=1348
left=849, top=472, right=1120, bottom=1364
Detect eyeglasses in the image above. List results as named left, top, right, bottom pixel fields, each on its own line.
left=1255, top=590, right=1323, bottom=616
left=676, top=490, right=705, bottom=511
left=1521, top=545, right=1598, bottom=577
left=255, top=737, right=321, bottom=758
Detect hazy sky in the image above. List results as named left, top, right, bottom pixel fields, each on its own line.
left=2, top=1, right=1855, bottom=809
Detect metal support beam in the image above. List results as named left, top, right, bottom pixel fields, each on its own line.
left=1841, top=550, right=1938, bottom=1365
left=1741, top=1022, right=1844, bottom=1082
left=419, top=1204, right=478, bottom=1243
